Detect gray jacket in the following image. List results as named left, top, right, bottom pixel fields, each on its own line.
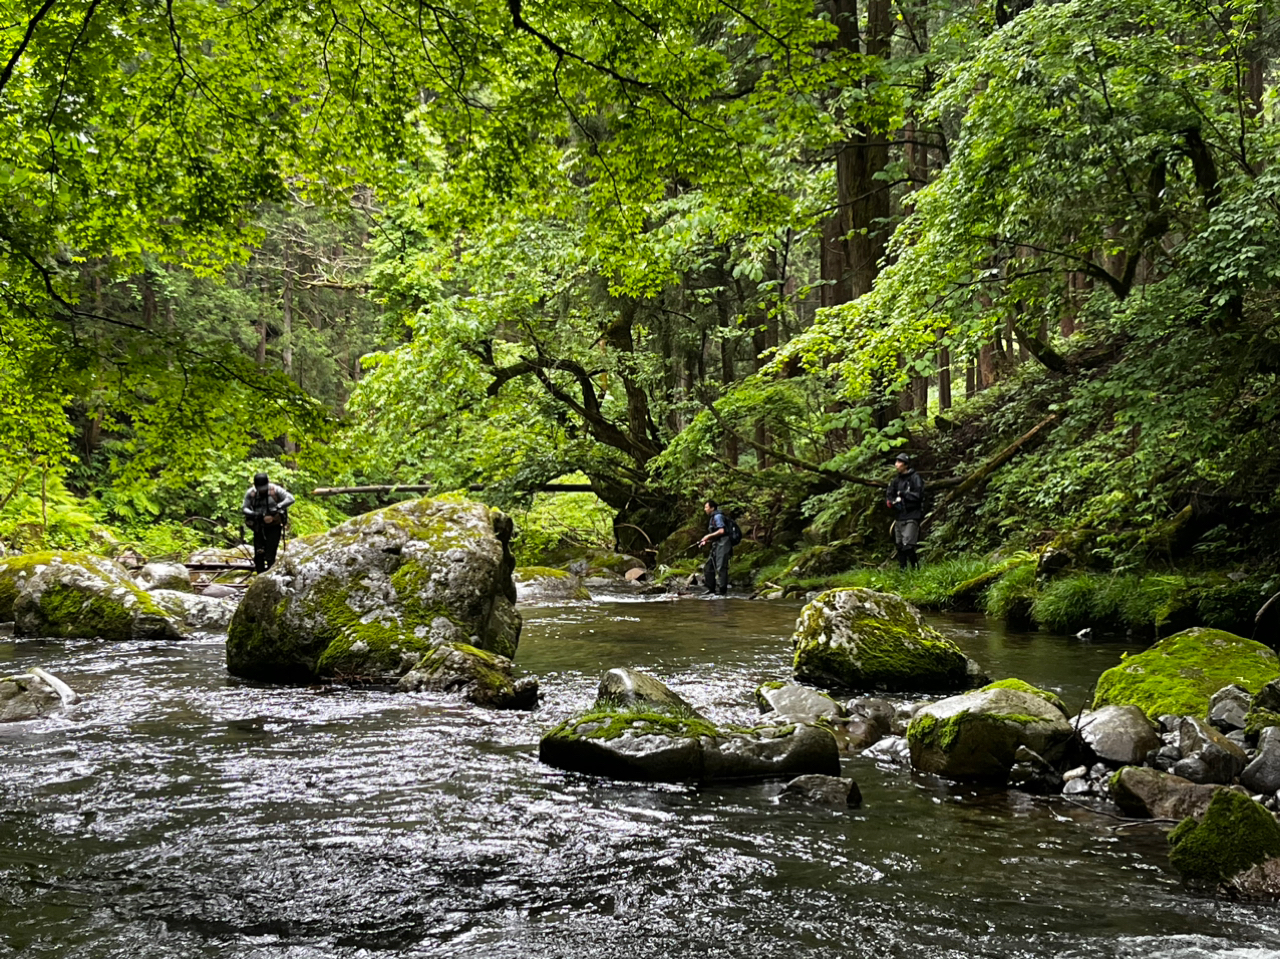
left=242, top=483, right=295, bottom=526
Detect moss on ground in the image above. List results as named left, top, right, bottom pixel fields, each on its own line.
left=908, top=708, right=1055, bottom=754
left=1092, top=628, right=1280, bottom=719
left=1168, top=789, right=1280, bottom=886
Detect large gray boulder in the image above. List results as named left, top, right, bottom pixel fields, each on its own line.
left=540, top=669, right=839, bottom=784
left=226, top=498, right=523, bottom=686
left=907, top=681, right=1073, bottom=781
left=791, top=588, right=975, bottom=692
left=2, top=552, right=182, bottom=641
left=1076, top=704, right=1162, bottom=766
left=600, top=667, right=701, bottom=715
left=1108, top=766, right=1225, bottom=819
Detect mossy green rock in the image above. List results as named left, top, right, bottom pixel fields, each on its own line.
left=791, top=588, right=973, bottom=692
left=1168, top=789, right=1280, bottom=895
left=397, top=643, right=537, bottom=709
left=2, top=552, right=180, bottom=641
left=226, top=497, right=522, bottom=683
left=1092, top=628, right=1280, bottom=720
left=599, top=667, right=701, bottom=716
left=907, top=684, right=1072, bottom=781
left=540, top=709, right=839, bottom=784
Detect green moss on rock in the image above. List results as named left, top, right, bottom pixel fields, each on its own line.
left=1168, top=789, right=1280, bottom=886
left=983, top=678, right=1068, bottom=715
left=1092, top=628, right=1280, bottom=720
left=792, top=588, right=971, bottom=692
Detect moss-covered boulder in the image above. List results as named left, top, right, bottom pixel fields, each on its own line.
left=599, top=667, right=701, bottom=716
left=397, top=643, right=537, bottom=709
left=791, top=588, right=975, bottom=692
left=1168, top=790, right=1280, bottom=897
left=226, top=497, right=522, bottom=684
left=513, top=566, right=591, bottom=603
left=539, top=668, right=839, bottom=783
left=1092, top=628, right=1280, bottom=720
left=907, top=681, right=1073, bottom=781
left=2, top=552, right=181, bottom=641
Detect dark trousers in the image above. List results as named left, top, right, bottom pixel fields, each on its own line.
left=704, top=539, right=732, bottom=593
left=253, top=522, right=283, bottom=573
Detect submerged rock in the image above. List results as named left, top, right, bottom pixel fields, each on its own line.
left=397, top=643, right=538, bottom=709
left=1092, top=628, right=1280, bottom=720
left=2, top=552, right=181, bottom=641
left=226, top=497, right=522, bottom=685
left=906, top=681, right=1073, bottom=781
left=539, top=668, right=839, bottom=784
left=1168, top=789, right=1280, bottom=898
left=779, top=774, right=862, bottom=807
left=1076, top=704, right=1162, bottom=766
left=790, top=588, right=975, bottom=692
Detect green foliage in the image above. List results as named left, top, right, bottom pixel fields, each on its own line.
left=983, top=564, right=1038, bottom=623
left=509, top=479, right=615, bottom=566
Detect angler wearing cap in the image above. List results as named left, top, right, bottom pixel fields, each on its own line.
left=885, top=453, right=924, bottom=569
left=242, top=472, right=295, bottom=573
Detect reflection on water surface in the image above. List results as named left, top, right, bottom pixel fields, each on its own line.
left=0, top=598, right=1275, bottom=957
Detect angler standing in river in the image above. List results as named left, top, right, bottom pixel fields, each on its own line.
left=699, top=500, right=734, bottom=596
left=243, top=472, right=295, bottom=573
left=886, top=453, right=925, bottom=570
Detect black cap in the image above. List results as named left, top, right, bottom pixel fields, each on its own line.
left=894, top=453, right=911, bottom=464
left=253, top=472, right=269, bottom=488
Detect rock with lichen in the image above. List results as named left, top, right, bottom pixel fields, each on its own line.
left=906, top=680, right=1073, bottom=781
left=135, top=562, right=193, bottom=593
left=539, top=668, right=839, bottom=783
left=1108, top=766, right=1226, bottom=819
left=1, top=552, right=182, bottom=641
left=791, top=588, right=978, bottom=692
left=1092, top=628, right=1280, bottom=720
left=1168, top=789, right=1280, bottom=898
left=513, top=566, right=591, bottom=603
left=226, top=497, right=523, bottom=687
left=397, top=643, right=538, bottom=709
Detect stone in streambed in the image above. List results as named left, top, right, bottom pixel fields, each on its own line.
left=1168, top=789, right=1280, bottom=898
left=791, top=588, right=977, bottom=692
left=397, top=643, right=538, bottom=709
left=779, top=774, right=862, bottom=807
left=1076, top=704, right=1162, bottom=766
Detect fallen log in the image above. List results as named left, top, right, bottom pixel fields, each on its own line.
left=310, top=483, right=596, bottom=497
left=935, top=413, right=1058, bottom=512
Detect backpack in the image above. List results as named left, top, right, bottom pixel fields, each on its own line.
left=724, top=514, right=743, bottom=546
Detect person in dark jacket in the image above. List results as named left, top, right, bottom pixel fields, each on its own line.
left=699, top=500, right=732, bottom=596
left=885, top=453, right=925, bottom=569
left=242, top=472, right=295, bottom=573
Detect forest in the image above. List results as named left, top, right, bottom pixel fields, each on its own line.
left=3, top=0, right=1279, bottom=636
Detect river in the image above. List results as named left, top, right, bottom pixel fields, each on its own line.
left=1, top=597, right=1277, bottom=957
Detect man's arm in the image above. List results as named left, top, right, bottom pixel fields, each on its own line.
left=242, top=489, right=257, bottom=521
left=275, top=486, right=296, bottom=510
left=901, top=474, right=924, bottom=507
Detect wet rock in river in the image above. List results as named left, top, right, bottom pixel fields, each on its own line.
left=1168, top=789, right=1280, bottom=899
left=226, top=498, right=523, bottom=688
left=863, top=734, right=911, bottom=765
left=1208, top=684, right=1251, bottom=733
left=1242, top=728, right=1280, bottom=794
left=1076, top=704, right=1162, bottom=766
left=2, top=552, right=182, bottom=641
left=397, top=642, right=538, bottom=709
left=601, top=667, right=702, bottom=716
left=755, top=682, right=845, bottom=724
left=779, top=774, right=862, bottom=807
left=906, top=681, right=1073, bottom=782
left=0, top=668, right=77, bottom=722
left=791, top=588, right=977, bottom=693
left=1009, top=745, right=1063, bottom=795
left=1108, top=766, right=1225, bottom=819
left=540, top=669, right=839, bottom=784
left=1171, top=717, right=1247, bottom=785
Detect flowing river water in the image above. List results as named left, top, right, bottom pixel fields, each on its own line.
left=1, top=596, right=1278, bottom=958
